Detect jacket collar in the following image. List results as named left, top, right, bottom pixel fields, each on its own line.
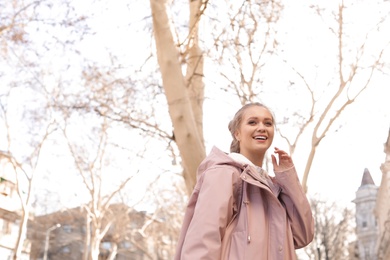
left=228, top=153, right=281, bottom=196
left=228, top=152, right=253, bottom=166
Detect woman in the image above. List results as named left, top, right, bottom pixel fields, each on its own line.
left=175, top=103, right=314, bottom=260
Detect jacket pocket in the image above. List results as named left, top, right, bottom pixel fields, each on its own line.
left=227, top=231, right=247, bottom=259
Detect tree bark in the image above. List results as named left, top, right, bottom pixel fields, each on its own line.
left=150, top=0, right=206, bottom=194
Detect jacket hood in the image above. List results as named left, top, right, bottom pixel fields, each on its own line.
left=196, top=146, right=245, bottom=180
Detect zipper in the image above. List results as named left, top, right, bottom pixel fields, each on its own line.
left=242, top=181, right=251, bottom=244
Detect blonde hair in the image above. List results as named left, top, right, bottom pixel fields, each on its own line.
left=228, top=102, right=274, bottom=153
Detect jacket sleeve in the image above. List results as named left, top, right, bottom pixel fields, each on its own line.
left=178, top=166, right=238, bottom=260
left=274, top=167, right=315, bottom=248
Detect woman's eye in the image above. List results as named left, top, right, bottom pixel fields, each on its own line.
left=248, top=120, right=256, bottom=125
left=265, top=121, right=273, bottom=126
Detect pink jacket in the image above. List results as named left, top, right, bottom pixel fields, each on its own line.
left=174, top=146, right=314, bottom=260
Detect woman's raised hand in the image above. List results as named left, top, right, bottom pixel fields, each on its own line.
left=271, top=147, right=294, bottom=172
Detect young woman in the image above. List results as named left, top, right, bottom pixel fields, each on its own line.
left=174, top=103, right=314, bottom=260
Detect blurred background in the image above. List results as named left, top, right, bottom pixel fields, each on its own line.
left=0, top=0, right=389, bottom=259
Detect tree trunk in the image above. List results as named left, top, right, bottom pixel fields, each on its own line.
left=107, top=243, right=118, bottom=260
left=150, top=0, right=206, bottom=194
left=13, top=208, right=29, bottom=260
left=185, top=0, right=206, bottom=145
left=90, top=231, right=101, bottom=260
left=301, top=146, right=317, bottom=194
left=13, top=174, right=34, bottom=260
left=83, top=214, right=91, bottom=260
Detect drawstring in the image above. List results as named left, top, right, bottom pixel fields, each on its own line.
left=242, top=181, right=251, bottom=243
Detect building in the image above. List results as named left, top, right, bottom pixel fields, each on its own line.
left=350, top=128, right=390, bottom=260
left=27, top=203, right=156, bottom=260
left=0, top=183, right=24, bottom=259
left=375, top=128, right=390, bottom=259
left=0, top=159, right=30, bottom=260
left=352, top=168, right=379, bottom=260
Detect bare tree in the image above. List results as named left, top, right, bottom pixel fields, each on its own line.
left=61, top=114, right=135, bottom=260
left=277, top=1, right=390, bottom=193
left=0, top=128, right=55, bottom=260
left=0, top=3, right=60, bottom=257
left=94, top=204, right=156, bottom=260
left=150, top=0, right=208, bottom=195
left=300, top=196, right=355, bottom=260
left=0, top=1, right=94, bottom=258
left=208, top=1, right=390, bottom=193
left=209, top=0, right=283, bottom=104
left=147, top=0, right=286, bottom=194
left=2, top=0, right=389, bottom=258
left=137, top=171, right=187, bottom=259
left=0, top=71, right=57, bottom=259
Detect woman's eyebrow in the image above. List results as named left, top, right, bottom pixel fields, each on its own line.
left=246, top=116, right=273, bottom=121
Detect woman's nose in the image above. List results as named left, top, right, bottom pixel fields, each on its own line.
left=256, top=123, right=266, bottom=131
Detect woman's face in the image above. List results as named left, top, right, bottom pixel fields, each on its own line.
left=234, top=106, right=275, bottom=158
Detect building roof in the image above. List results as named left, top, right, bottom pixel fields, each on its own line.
left=360, top=168, right=375, bottom=186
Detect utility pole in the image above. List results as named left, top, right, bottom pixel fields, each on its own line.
left=43, top=224, right=61, bottom=260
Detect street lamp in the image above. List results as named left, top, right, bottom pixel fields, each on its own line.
left=43, top=223, right=61, bottom=260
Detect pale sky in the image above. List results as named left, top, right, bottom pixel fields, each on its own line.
left=203, top=83, right=390, bottom=208
left=53, top=0, right=390, bottom=212
left=3, top=0, right=388, bottom=215
left=200, top=0, right=390, bottom=208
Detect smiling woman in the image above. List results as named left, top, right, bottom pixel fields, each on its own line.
left=174, top=102, right=314, bottom=260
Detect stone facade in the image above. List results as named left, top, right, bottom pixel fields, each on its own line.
left=352, top=168, right=379, bottom=260
left=351, top=128, right=390, bottom=260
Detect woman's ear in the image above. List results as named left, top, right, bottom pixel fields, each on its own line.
left=234, top=131, right=240, bottom=142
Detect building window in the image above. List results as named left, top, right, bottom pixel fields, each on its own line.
left=61, top=247, right=70, bottom=253
left=102, top=242, right=111, bottom=250
left=63, top=225, right=72, bottom=233
left=121, top=241, right=133, bottom=249
left=0, top=178, right=14, bottom=197
left=2, top=220, right=11, bottom=234
left=360, top=213, right=367, bottom=229
left=0, top=183, right=11, bottom=196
